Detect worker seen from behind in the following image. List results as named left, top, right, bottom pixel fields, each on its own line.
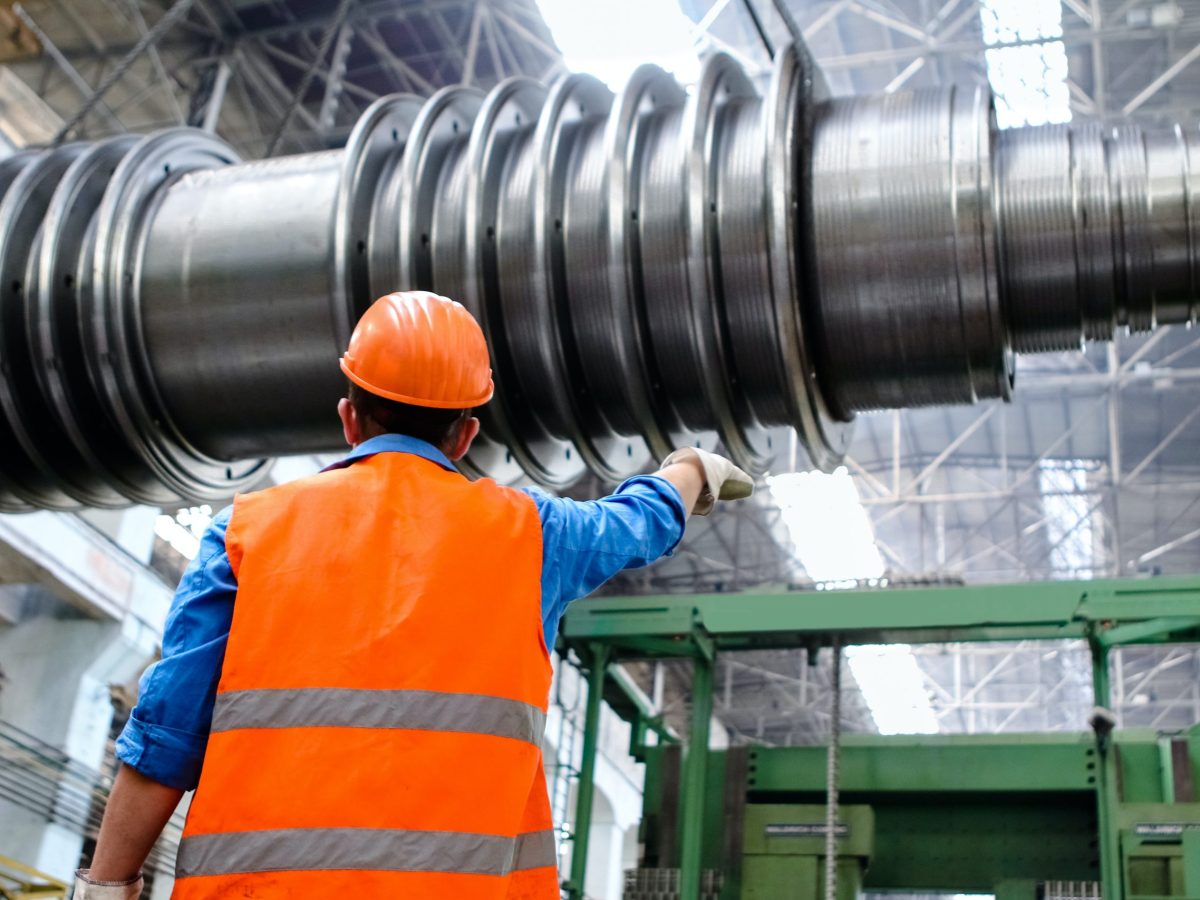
left=75, top=291, right=753, bottom=899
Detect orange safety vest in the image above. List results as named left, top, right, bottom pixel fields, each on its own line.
left=172, top=451, right=558, bottom=899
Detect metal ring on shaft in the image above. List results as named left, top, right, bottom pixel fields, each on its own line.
left=90, top=129, right=271, bottom=502
left=765, top=41, right=851, bottom=470
left=33, top=135, right=173, bottom=506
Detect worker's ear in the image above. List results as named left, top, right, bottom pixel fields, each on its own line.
left=447, top=415, right=480, bottom=461
left=337, top=397, right=361, bottom=447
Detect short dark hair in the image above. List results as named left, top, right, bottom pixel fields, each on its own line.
left=347, top=381, right=469, bottom=448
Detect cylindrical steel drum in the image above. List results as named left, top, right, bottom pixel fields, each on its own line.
left=0, top=40, right=1193, bottom=508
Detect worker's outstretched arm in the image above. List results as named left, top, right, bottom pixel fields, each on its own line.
left=527, top=447, right=754, bottom=647
left=657, top=447, right=754, bottom=516
left=76, top=764, right=182, bottom=895
left=653, top=457, right=706, bottom=513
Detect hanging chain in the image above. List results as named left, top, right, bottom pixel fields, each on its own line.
left=824, top=636, right=842, bottom=900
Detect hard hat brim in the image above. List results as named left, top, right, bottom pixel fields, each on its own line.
left=340, top=357, right=494, bottom=409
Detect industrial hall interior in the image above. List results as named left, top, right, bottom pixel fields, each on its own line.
left=1, top=0, right=1200, bottom=898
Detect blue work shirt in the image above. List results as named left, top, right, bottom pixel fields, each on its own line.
left=116, top=434, right=686, bottom=791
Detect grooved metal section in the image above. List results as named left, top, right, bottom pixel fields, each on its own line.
left=810, top=86, right=1007, bottom=415
left=0, top=40, right=1194, bottom=508
left=997, top=125, right=1080, bottom=353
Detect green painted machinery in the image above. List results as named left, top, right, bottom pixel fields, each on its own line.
left=739, top=804, right=873, bottom=900
left=558, top=576, right=1200, bottom=900
left=637, top=730, right=1200, bottom=900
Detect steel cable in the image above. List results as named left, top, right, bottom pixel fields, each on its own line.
left=824, top=637, right=842, bottom=900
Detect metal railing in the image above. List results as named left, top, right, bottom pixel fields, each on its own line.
left=0, top=720, right=182, bottom=876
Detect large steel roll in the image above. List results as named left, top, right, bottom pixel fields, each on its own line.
left=0, top=40, right=1195, bottom=509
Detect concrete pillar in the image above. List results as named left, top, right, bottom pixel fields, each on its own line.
left=546, top=654, right=647, bottom=900
left=0, top=598, right=159, bottom=881
left=584, top=788, right=624, bottom=900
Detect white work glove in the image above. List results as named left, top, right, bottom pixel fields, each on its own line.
left=660, top=447, right=754, bottom=516
left=73, top=871, right=143, bottom=900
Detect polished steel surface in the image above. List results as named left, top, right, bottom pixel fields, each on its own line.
left=810, top=86, right=1009, bottom=415
left=90, top=129, right=270, bottom=501
left=139, top=150, right=347, bottom=460
left=0, top=145, right=91, bottom=510
left=995, top=121, right=1200, bottom=354
left=994, top=124, right=1084, bottom=353
left=0, top=41, right=1195, bottom=507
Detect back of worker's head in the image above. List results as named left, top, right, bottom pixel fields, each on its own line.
left=338, top=291, right=493, bottom=458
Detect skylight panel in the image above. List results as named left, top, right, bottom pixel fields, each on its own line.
left=767, top=467, right=885, bottom=586
left=536, top=0, right=701, bottom=89
left=846, top=644, right=939, bottom=734
left=979, top=0, right=1072, bottom=128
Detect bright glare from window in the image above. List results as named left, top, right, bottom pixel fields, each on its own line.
left=766, top=467, right=885, bottom=585
left=154, top=504, right=213, bottom=561
left=769, top=469, right=933, bottom=734
left=535, top=0, right=701, bottom=90
left=846, top=644, right=939, bottom=735
left=979, top=0, right=1071, bottom=128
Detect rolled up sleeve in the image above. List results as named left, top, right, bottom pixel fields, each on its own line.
left=115, top=506, right=237, bottom=791
left=524, top=475, right=687, bottom=647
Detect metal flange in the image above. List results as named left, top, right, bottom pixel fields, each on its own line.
left=684, top=53, right=773, bottom=474
left=463, top=76, right=586, bottom=489
left=336, top=92, right=425, bottom=338
left=526, top=72, right=640, bottom=484
left=764, top=41, right=851, bottom=471
left=89, top=128, right=271, bottom=502
left=32, top=135, right=173, bottom=506
left=0, top=142, right=117, bottom=509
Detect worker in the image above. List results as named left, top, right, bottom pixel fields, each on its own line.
left=74, top=291, right=753, bottom=900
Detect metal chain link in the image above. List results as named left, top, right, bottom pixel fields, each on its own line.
left=824, top=637, right=842, bottom=900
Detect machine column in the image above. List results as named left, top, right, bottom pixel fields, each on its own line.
left=1090, top=639, right=1122, bottom=900
left=679, top=651, right=715, bottom=900
left=565, top=643, right=609, bottom=899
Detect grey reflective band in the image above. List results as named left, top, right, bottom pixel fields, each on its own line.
left=176, top=827, right=557, bottom=879
left=211, top=687, right=546, bottom=747
left=513, top=828, right=557, bottom=872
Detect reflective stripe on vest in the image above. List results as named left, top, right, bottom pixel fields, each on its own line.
left=212, top=687, right=546, bottom=747
left=176, top=827, right=557, bottom=879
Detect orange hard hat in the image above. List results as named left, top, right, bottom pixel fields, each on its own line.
left=340, top=291, right=494, bottom=409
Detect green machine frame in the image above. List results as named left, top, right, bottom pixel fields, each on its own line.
left=557, top=576, right=1200, bottom=900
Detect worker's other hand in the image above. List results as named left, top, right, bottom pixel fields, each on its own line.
left=73, top=871, right=143, bottom=900
left=660, top=447, right=754, bottom=516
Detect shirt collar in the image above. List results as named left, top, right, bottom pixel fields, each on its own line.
left=321, top=433, right=458, bottom=474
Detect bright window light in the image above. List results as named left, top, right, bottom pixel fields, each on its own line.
left=979, top=0, right=1071, bottom=128
left=535, top=0, right=701, bottom=90
left=154, top=504, right=213, bottom=561
left=846, top=644, right=939, bottom=735
left=767, top=467, right=884, bottom=585
left=1038, top=460, right=1095, bottom=579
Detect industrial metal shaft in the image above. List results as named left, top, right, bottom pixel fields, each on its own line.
left=0, top=41, right=1195, bottom=509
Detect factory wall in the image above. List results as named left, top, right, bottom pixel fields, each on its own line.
left=0, top=508, right=168, bottom=882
